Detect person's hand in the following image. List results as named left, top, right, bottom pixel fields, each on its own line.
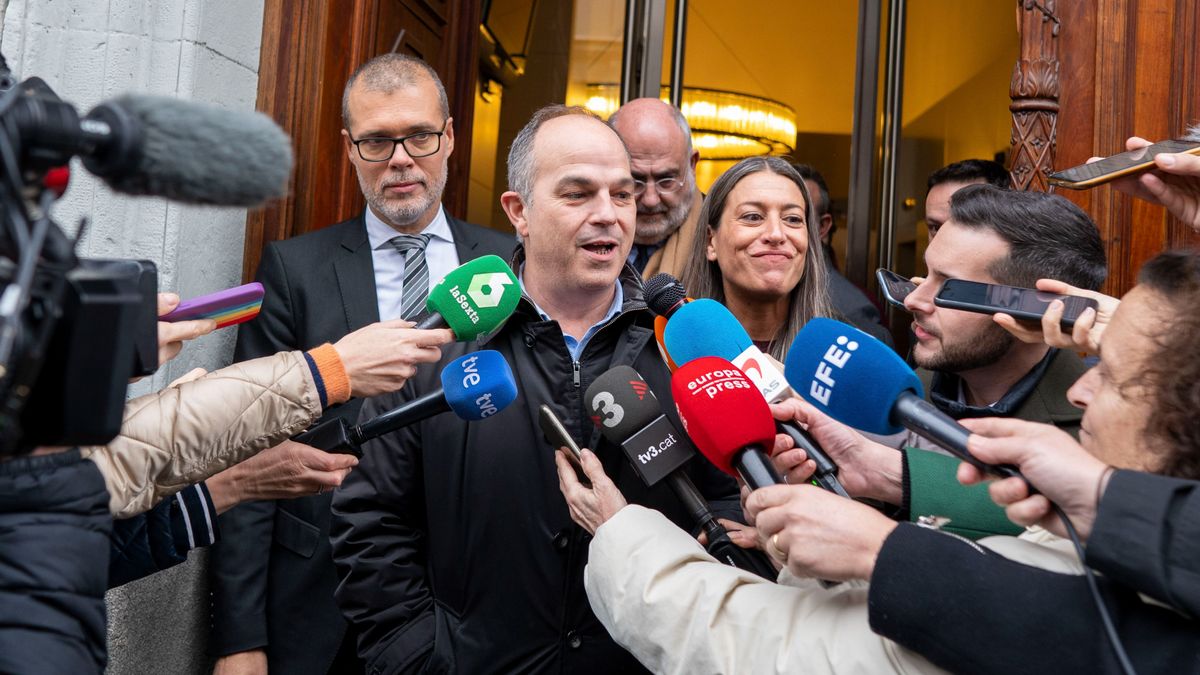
left=205, top=440, right=359, bottom=514
left=957, top=417, right=1112, bottom=541
left=769, top=398, right=904, bottom=504
left=212, top=649, right=267, bottom=675
left=156, top=292, right=217, bottom=368
left=993, top=279, right=1119, bottom=355
left=555, top=448, right=627, bottom=535
left=332, top=320, right=454, bottom=398
left=1108, top=135, right=1200, bottom=233
left=745, top=484, right=897, bottom=581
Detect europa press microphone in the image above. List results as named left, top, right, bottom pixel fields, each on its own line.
left=295, top=350, right=517, bottom=455
left=671, top=357, right=783, bottom=490
left=663, top=299, right=850, bottom=497
left=782, top=318, right=1025, bottom=482
left=585, top=366, right=777, bottom=579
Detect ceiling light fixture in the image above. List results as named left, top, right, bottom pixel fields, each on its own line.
left=577, top=83, right=797, bottom=160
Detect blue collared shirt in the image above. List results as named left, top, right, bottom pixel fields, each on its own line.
left=365, top=205, right=458, bottom=321
left=519, top=266, right=624, bottom=361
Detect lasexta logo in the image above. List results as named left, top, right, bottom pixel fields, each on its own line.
left=467, top=272, right=514, bottom=308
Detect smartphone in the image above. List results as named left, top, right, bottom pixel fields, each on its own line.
left=1048, top=138, right=1200, bottom=189
left=876, top=268, right=916, bottom=309
left=935, top=279, right=1099, bottom=328
left=539, top=404, right=589, bottom=484
left=161, top=282, right=265, bottom=328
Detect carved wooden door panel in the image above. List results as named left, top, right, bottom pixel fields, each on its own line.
left=243, top=0, right=480, bottom=282
left=1016, top=0, right=1200, bottom=297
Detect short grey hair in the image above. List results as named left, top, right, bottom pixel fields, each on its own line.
left=507, top=104, right=627, bottom=202
left=609, top=99, right=694, bottom=154
left=342, top=54, right=449, bottom=130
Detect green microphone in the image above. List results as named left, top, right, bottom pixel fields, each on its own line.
left=416, top=255, right=521, bottom=340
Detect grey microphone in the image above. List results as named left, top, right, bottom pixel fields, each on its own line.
left=81, top=94, right=293, bottom=207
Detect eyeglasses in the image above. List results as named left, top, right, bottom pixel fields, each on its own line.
left=632, top=176, right=686, bottom=196
left=350, top=122, right=448, bottom=161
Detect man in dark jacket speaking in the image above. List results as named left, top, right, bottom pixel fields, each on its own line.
left=329, top=105, right=742, bottom=674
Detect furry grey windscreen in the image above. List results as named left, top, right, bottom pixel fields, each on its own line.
left=104, top=95, right=294, bottom=207
left=644, top=272, right=686, bottom=317
left=1187, top=123, right=1200, bottom=142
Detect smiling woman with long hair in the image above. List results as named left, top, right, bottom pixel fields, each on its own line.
left=680, top=156, right=832, bottom=360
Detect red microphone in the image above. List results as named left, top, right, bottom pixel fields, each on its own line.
left=671, top=356, right=782, bottom=489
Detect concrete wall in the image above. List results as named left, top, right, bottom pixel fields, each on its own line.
left=0, top=0, right=265, bottom=672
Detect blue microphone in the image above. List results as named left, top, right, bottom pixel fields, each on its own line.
left=783, top=318, right=1024, bottom=480
left=663, top=299, right=849, bottom=497
left=295, top=350, right=517, bottom=455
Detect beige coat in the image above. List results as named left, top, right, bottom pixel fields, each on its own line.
left=642, top=191, right=704, bottom=281
left=585, top=506, right=1083, bottom=675
left=80, top=351, right=322, bottom=518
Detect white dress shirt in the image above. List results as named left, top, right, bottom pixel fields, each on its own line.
left=364, top=205, right=460, bottom=321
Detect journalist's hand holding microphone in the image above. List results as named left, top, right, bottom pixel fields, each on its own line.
left=958, top=417, right=1113, bottom=541
left=745, top=484, right=897, bottom=582
left=768, top=398, right=904, bottom=504
left=331, top=319, right=453, bottom=397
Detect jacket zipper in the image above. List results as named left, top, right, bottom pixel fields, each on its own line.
left=572, top=360, right=581, bottom=388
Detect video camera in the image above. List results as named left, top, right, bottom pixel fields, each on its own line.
left=0, top=50, right=293, bottom=455
left=0, top=66, right=159, bottom=455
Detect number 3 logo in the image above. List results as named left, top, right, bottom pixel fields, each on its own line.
left=591, top=391, right=624, bottom=427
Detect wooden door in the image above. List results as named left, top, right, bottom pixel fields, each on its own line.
left=1014, top=0, right=1200, bottom=297
left=243, top=0, right=482, bottom=282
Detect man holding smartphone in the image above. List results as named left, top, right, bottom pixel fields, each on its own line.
left=209, top=55, right=514, bottom=675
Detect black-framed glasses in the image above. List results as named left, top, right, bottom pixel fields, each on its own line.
left=632, top=176, right=686, bottom=196
left=351, top=122, right=448, bottom=161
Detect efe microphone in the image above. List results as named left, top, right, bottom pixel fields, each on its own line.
left=663, top=298, right=850, bottom=497
left=783, top=318, right=1025, bottom=482
left=295, top=350, right=517, bottom=456
left=585, top=366, right=777, bottom=579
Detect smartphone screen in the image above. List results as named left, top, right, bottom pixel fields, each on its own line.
left=935, top=279, right=1098, bottom=328
left=876, top=268, right=916, bottom=309
left=1048, top=139, right=1200, bottom=189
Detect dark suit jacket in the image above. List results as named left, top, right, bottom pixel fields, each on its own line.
left=209, top=212, right=514, bottom=675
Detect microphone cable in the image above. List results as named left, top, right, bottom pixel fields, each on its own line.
left=1051, top=502, right=1136, bottom=675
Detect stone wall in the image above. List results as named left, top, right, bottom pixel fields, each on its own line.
left=1, top=1, right=266, bottom=672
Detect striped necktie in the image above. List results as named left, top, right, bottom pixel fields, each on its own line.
left=389, top=233, right=432, bottom=321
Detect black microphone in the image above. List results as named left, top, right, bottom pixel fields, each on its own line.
left=644, top=272, right=690, bottom=318
left=585, top=365, right=778, bottom=580
left=295, top=351, right=518, bottom=456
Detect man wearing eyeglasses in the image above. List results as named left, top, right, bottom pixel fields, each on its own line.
left=609, top=98, right=702, bottom=278
left=209, top=54, right=513, bottom=675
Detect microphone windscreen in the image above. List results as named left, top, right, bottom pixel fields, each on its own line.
left=663, top=299, right=752, bottom=366
left=644, top=273, right=686, bottom=317
left=440, top=350, right=517, bottom=421
left=671, top=356, right=775, bottom=477
left=584, top=365, right=662, bottom=442
left=94, top=95, right=293, bottom=207
left=425, top=256, right=521, bottom=341
left=783, top=318, right=922, bottom=435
